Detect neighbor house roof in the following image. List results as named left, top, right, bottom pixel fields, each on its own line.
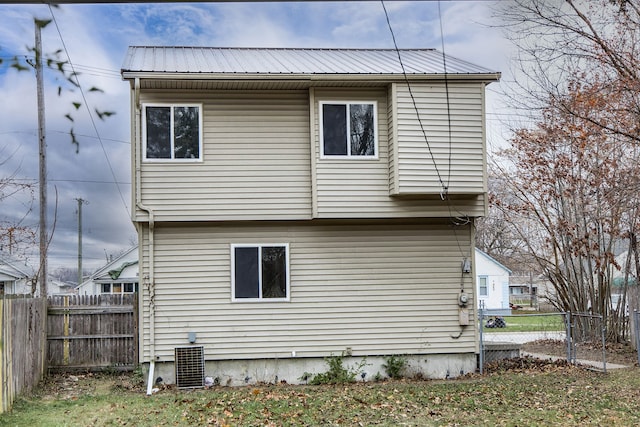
left=76, top=246, right=139, bottom=291
left=475, top=248, right=512, bottom=274
left=0, top=255, right=34, bottom=281
left=121, top=47, right=500, bottom=81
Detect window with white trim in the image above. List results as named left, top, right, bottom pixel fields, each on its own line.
left=100, top=282, right=138, bottom=294
left=143, top=104, right=202, bottom=161
left=320, top=101, right=377, bottom=157
left=231, top=244, right=289, bottom=301
left=479, top=276, right=488, bottom=296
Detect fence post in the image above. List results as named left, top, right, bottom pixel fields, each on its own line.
left=478, top=305, right=484, bottom=375
left=564, top=312, right=572, bottom=363
left=635, top=310, right=640, bottom=367
left=0, top=298, right=5, bottom=412
left=63, top=296, right=70, bottom=366
left=600, top=315, right=607, bottom=374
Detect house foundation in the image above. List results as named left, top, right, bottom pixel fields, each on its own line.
left=144, top=353, right=477, bottom=387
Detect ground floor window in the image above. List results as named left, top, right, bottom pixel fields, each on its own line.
left=231, top=244, right=289, bottom=301
left=100, top=282, right=138, bottom=294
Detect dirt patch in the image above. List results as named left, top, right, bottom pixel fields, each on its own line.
left=35, top=372, right=144, bottom=401
left=522, top=339, right=638, bottom=367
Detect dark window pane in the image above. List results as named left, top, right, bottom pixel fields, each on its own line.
left=124, top=283, right=134, bottom=293
left=350, top=104, right=375, bottom=156
left=262, top=246, right=287, bottom=298
left=235, top=247, right=259, bottom=298
left=101, top=283, right=111, bottom=294
left=145, top=107, right=171, bottom=159
left=174, top=106, right=200, bottom=159
left=322, top=104, right=347, bottom=155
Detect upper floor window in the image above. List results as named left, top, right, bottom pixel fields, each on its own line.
left=231, top=244, right=289, bottom=302
left=320, top=101, right=377, bottom=158
left=143, top=104, right=202, bottom=161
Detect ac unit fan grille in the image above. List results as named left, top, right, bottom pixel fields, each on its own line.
left=175, top=346, right=204, bottom=389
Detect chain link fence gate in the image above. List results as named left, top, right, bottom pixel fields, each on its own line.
left=567, top=312, right=607, bottom=373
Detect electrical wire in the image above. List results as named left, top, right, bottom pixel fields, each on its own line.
left=2, top=53, right=122, bottom=80
left=438, top=1, right=454, bottom=190
left=47, top=3, right=130, bottom=215
left=380, top=0, right=447, bottom=194
left=381, top=0, right=474, bottom=260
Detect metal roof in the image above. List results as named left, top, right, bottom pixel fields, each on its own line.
left=121, top=47, right=499, bottom=79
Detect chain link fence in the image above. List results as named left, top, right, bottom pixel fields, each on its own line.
left=479, top=309, right=609, bottom=374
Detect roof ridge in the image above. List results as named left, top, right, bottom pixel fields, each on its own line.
left=128, top=46, right=437, bottom=51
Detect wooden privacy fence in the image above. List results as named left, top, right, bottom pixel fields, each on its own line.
left=47, top=294, right=138, bottom=372
left=0, top=297, right=47, bottom=413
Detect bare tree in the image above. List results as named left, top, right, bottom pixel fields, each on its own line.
left=497, top=0, right=640, bottom=140
left=476, top=172, right=539, bottom=274
left=494, top=86, right=640, bottom=341
left=490, top=0, right=640, bottom=341
left=0, top=146, right=36, bottom=257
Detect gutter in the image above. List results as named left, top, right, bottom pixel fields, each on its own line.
left=132, top=77, right=157, bottom=396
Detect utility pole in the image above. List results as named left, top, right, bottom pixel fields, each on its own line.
left=36, top=20, right=48, bottom=298
left=76, top=198, right=88, bottom=286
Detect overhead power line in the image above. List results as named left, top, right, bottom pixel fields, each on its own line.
left=47, top=4, right=130, bottom=214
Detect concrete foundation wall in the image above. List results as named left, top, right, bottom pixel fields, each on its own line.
left=145, top=353, right=477, bottom=387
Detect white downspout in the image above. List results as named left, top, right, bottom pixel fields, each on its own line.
left=132, top=78, right=157, bottom=395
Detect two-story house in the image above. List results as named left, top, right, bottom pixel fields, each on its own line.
left=121, top=47, right=500, bottom=389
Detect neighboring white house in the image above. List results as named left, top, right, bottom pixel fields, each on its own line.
left=121, top=47, right=500, bottom=388
left=0, top=255, right=35, bottom=296
left=48, top=278, right=76, bottom=296
left=76, top=246, right=139, bottom=296
left=474, top=248, right=510, bottom=313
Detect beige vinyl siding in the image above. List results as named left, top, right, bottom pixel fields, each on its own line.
left=391, top=82, right=487, bottom=196
left=136, top=90, right=312, bottom=221
left=312, top=87, right=486, bottom=218
left=139, top=221, right=476, bottom=361
left=388, top=84, right=397, bottom=194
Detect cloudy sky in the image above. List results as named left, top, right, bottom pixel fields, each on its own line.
left=0, top=1, right=513, bottom=275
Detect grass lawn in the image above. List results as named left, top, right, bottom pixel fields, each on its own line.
left=2, top=362, right=639, bottom=426
left=483, top=313, right=565, bottom=333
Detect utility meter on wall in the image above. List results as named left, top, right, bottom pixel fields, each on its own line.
left=458, top=292, right=468, bottom=307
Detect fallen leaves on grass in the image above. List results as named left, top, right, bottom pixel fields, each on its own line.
left=6, top=361, right=640, bottom=427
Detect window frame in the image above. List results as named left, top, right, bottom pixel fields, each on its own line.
left=142, top=103, right=204, bottom=162
left=319, top=100, right=378, bottom=159
left=99, top=282, right=139, bottom=295
left=230, top=243, right=290, bottom=302
left=479, top=276, right=488, bottom=297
